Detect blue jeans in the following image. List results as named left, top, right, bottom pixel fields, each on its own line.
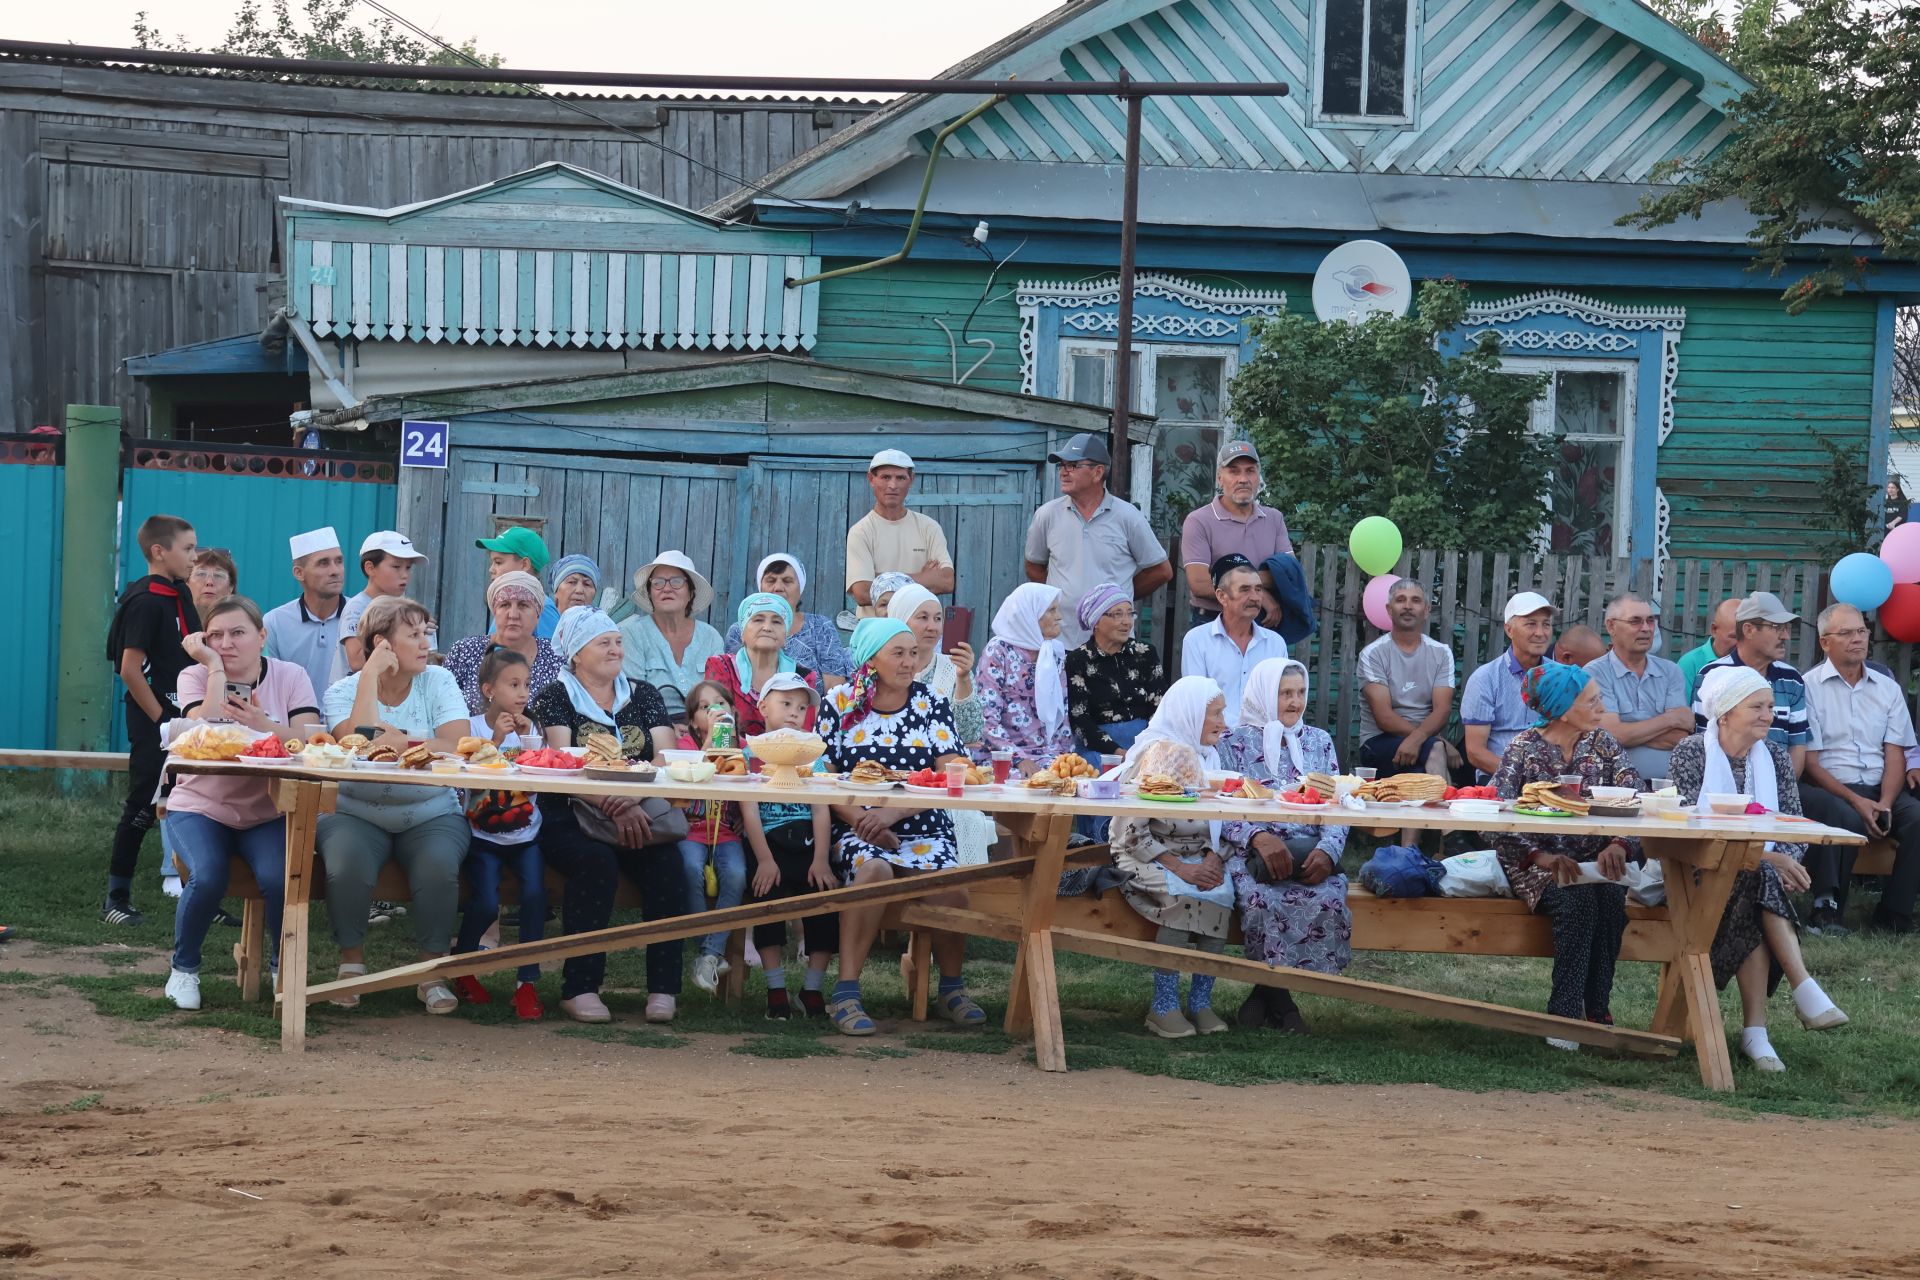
left=679, top=838, right=747, bottom=957
left=164, top=811, right=285, bottom=975
left=454, top=838, right=547, bottom=984
left=1075, top=720, right=1149, bottom=842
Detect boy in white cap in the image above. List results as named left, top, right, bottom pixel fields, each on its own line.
left=335, top=530, right=432, bottom=683
left=264, top=526, right=346, bottom=701
left=1461, top=591, right=1557, bottom=779
left=846, top=448, right=954, bottom=618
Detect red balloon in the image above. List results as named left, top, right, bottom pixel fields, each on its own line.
left=1881, top=582, right=1920, bottom=643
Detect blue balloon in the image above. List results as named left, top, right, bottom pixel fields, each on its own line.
left=1832, top=552, right=1894, bottom=611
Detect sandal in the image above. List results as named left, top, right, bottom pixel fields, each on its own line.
left=417, top=980, right=458, bottom=1015
left=828, top=994, right=877, bottom=1037
left=936, top=988, right=986, bottom=1027
left=330, top=963, right=367, bottom=1009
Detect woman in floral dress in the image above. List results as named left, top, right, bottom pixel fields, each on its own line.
left=975, top=582, right=1074, bottom=767
left=1215, top=658, right=1352, bottom=1033
left=817, top=618, right=985, bottom=1037
left=1065, top=582, right=1164, bottom=756
left=1489, top=660, right=1639, bottom=1043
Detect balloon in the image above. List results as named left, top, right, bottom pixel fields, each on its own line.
left=1882, top=583, right=1920, bottom=643
left=1832, top=552, right=1894, bottom=611
left=1362, top=575, right=1395, bottom=631
left=1349, top=516, right=1403, bottom=577
left=1882, top=522, right=1920, bottom=584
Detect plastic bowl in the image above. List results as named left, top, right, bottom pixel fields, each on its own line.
left=1705, top=792, right=1752, bottom=816
left=1078, top=777, right=1120, bottom=800
left=1588, top=786, right=1636, bottom=805
left=660, top=749, right=703, bottom=765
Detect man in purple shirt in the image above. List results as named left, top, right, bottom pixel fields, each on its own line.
left=1179, top=440, right=1293, bottom=625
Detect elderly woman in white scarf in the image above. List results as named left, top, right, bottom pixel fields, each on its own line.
left=1109, top=676, right=1235, bottom=1039
left=1669, top=666, right=1848, bottom=1073
left=526, top=606, right=686, bottom=1025
left=1215, top=658, right=1352, bottom=1033
left=887, top=584, right=993, bottom=864
left=976, top=582, right=1074, bottom=768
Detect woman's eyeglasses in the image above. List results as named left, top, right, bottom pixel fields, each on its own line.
left=650, top=575, right=691, bottom=590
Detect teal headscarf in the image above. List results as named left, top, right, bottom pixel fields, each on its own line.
left=850, top=618, right=912, bottom=667
left=1521, top=659, right=1592, bottom=727
left=734, top=591, right=797, bottom=695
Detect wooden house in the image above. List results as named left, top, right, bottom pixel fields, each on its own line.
left=702, top=0, right=1920, bottom=564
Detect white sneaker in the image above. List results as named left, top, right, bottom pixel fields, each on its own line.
left=692, top=953, right=721, bottom=994
left=165, top=969, right=202, bottom=1010
left=161, top=876, right=184, bottom=900
left=1544, top=1036, right=1579, bottom=1052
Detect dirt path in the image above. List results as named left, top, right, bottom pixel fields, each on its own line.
left=2, top=976, right=1916, bottom=1279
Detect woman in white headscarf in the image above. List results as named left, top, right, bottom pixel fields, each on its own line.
left=976, top=582, right=1073, bottom=766
left=1214, top=657, right=1352, bottom=1032
left=889, top=585, right=993, bottom=865
left=722, top=552, right=854, bottom=689
left=1669, top=666, right=1847, bottom=1073
left=1109, top=676, right=1234, bottom=1039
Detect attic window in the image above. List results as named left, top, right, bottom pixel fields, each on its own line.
left=1315, top=0, right=1414, bottom=123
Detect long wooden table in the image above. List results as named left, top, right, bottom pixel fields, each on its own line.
left=166, top=761, right=1861, bottom=1089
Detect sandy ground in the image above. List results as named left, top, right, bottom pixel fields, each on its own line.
left=3, top=944, right=1919, bottom=1279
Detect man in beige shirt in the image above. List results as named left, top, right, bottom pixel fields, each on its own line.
left=846, top=448, right=956, bottom=617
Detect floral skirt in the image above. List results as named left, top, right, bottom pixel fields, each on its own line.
left=1709, top=862, right=1798, bottom=992
left=1227, top=856, right=1353, bottom=975
left=832, top=826, right=958, bottom=879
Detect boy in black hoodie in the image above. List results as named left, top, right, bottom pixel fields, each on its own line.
left=103, top=514, right=200, bottom=925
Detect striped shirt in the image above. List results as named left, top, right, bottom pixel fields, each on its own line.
left=1690, top=649, right=1810, bottom=747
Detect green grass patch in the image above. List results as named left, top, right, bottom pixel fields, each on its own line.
left=731, top=1035, right=842, bottom=1059
left=41, top=1092, right=102, bottom=1115
left=6, top=772, right=1920, bottom=1118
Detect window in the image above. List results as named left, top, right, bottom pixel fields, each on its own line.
left=1501, top=359, right=1636, bottom=557
left=1059, top=341, right=1237, bottom=539
left=1316, top=0, right=1413, bottom=121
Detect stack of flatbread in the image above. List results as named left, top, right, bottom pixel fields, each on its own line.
left=1356, top=773, right=1448, bottom=804
left=1520, top=780, right=1590, bottom=815
left=1237, top=777, right=1275, bottom=800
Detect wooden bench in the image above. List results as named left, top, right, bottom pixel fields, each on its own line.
left=1857, top=839, right=1895, bottom=877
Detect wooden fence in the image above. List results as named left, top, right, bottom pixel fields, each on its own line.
left=1174, top=544, right=1914, bottom=766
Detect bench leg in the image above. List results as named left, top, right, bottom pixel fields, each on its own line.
left=722, top=928, right=747, bottom=1005
left=905, top=930, right=933, bottom=1022
left=236, top=898, right=265, bottom=1002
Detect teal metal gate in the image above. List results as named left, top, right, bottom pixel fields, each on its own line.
left=1, top=434, right=66, bottom=748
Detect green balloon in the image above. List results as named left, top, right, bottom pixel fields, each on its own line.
left=1349, top=516, right=1403, bottom=577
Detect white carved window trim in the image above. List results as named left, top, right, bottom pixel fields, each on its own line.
left=1017, top=273, right=1287, bottom=396
left=1500, top=356, right=1638, bottom=560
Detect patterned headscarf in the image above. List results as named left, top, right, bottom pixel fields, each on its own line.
left=552, top=606, right=630, bottom=727
left=845, top=617, right=913, bottom=722
left=1520, top=659, right=1592, bottom=727
left=548, top=553, right=601, bottom=591
left=1075, top=582, right=1131, bottom=637
left=485, top=569, right=545, bottom=613
left=870, top=571, right=913, bottom=606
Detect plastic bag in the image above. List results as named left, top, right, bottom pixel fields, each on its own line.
left=1573, top=858, right=1666, bottom=906
left=1439, top=849, right=1512, bottom=898
left=1358, top=846, right=1446, bottom=898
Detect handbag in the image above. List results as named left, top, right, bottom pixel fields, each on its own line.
left=568, top=795, right=688, bottom=847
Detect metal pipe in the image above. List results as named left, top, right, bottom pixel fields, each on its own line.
left=1109, top=88, right=1144, bottom=499
left=785, top=95, right=1005, bottom=289
left=0, top=41, right=1289, bottom=99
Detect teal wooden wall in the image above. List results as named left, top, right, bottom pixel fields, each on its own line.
left=0, top=455, right=63, bottom=748
left=808, top=260, right=1879, bottom=561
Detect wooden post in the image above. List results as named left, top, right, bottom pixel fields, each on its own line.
left=1644, top=835, right=1750, bottom=1091
left=1001, top=811, right=1072, bottom=1071
left=236, top=899, right=265, bottom=1002
left=53, top=406, right=121, bottom=770
left=273, top=777, right=335, bottom=1052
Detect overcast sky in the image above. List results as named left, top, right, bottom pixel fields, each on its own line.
left=11, top=0, right=1066, bottom=90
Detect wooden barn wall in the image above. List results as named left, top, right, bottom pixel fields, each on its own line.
left=0, top=63, right=875, bottom=433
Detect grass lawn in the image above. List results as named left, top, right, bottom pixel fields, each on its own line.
left=4, top=771, right=1919, bottom=1119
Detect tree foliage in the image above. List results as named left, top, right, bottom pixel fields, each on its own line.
left=133, top=0, right=511, bottom=90
left=1626, top=0, right=1920, bottom=311
left=1229, top=280, right=1555, bottom=552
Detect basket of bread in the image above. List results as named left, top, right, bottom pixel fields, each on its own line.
left=167, top=722, right=259, bottom=761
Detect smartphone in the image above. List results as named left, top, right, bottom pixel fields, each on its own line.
left=941, top=604, right=973, bottom=653
left=354, top=724, right=382, bottom=739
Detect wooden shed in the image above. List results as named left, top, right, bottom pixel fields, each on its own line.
left=356, top=355, right=1147, bottom=645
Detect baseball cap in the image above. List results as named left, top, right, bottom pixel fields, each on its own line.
left=1049, top=433, right=1111, bottom=466
left=1217, top=439, right=1260, bottom=467
left=475, top=525, right=551, bottom=573
left=1736, top=591, right=1798, bottom=624
left=359, top=530, right=426, bottom=562
left=758, top=671, right=821, bottom=708
left=289, top=526, right=339, bottom=561
left=868, top=448, right=915, bottom=472
left=1503, top=591, right=1555, bottom=622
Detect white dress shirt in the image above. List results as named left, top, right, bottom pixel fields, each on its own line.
left=1805, top=660, right=1918, bottom=787
left=1179, top=618, right=1287, bottom=728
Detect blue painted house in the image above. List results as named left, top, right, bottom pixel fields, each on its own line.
left=704, top=0, right=1920, bottom=563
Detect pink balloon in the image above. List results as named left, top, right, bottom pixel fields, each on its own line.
left=1363, top=575, right=1395, bottom=631
left=1883, top=522, right=1920, bottom=584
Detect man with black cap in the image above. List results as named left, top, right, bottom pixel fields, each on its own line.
left=1180, top=439, right=1293, bottom=625
left=1179, top=553, right=1287, bottom=727
left=1025, top=432, right=1171, bottom=646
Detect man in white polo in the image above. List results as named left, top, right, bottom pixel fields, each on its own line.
left=263, top=526, right=346, bottom=700
left=846, top=448, right=954, bottom=618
